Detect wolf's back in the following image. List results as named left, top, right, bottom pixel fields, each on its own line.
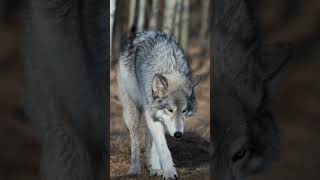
left=119, top=31, right=190, bottom=78
left=120, top=31, right=178, bottom=54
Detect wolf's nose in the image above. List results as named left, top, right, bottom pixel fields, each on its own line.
left=174, top=132, right=182, bottom=138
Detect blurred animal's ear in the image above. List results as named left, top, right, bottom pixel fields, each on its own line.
left=258, top=43, right=293, bottom=81
left=190, top=75, right=205, bottom=88
left=152, top=74, right=168, bottom=98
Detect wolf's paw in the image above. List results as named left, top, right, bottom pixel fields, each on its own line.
left=162, top=167, right=178, bottom=180
left=127, top=165, right=140, bottom=177
left=149, top=168, right=163, bottom=176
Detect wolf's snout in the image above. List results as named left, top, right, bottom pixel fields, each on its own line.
left=174, top=131, right=182, bottom=138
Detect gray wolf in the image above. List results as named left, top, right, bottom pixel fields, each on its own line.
left=117, top=31, right=202, bottom=179
left=212, top=0, right=292, bottom=179
left=23, top=0, right=107, bottom=179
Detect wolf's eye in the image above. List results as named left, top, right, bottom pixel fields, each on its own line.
left=166, top=107, right=173, bottom=113
left=232, top=148, right=249, bottom=162
left=183, top=106, right=189, bottom=113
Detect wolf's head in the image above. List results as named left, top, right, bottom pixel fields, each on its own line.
left=150, top=73, right=202, bottom=138
left=212, top=43, right=292, bottom=180
left=211, top=0, right=293, bottom=178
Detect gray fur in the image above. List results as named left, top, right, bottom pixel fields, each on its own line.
left=212, top=0, right=292, bottom=180
left=23, top=0, right=107, bottom=180
left=117, top=31, right=201, bottom=179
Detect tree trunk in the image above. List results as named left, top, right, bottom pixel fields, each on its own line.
left=149, top=0, right=159, bottom=29
left=200, top=0, right=209, bottom=43
left=180, top=0, right=189, bottom=50
left=137, top=0, right=146, bottom=32
left=128, top=0, right=137, bottom=33
left=110, top=0, right=116, bottom=61
left=174, top=0, right=182, bottom=38
left=163, top=0, right=176, bottom=34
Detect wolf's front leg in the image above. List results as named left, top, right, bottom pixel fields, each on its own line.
left=145, top=112, right=177, bottom=179
left=145, top=124, right=162, bottom=175
left=149, top=140, right=163, bottom=176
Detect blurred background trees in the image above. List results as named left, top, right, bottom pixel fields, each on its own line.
left=110, top=0, right=210, bottom=64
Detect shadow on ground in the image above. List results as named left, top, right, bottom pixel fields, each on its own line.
left=110, top=132, right=209, bottom=180
left=167, top=132, right=209, bottom=168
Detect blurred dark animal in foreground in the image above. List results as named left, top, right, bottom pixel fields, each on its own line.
left=23, top=0, right=108, bottom=179
left=212, top=0, right=292, bottom=179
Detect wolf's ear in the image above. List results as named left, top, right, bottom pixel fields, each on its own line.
left=190, top=75, right=205, bottom=88
left=152, top=74, right=168, bottom=98
left=258, top=43, right=293, bottom=81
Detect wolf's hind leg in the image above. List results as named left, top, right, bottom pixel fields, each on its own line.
left=121, top=94, right=141, bottom=176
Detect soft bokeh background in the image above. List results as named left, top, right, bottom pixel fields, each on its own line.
left=0, top=0, right=319, bottom=180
